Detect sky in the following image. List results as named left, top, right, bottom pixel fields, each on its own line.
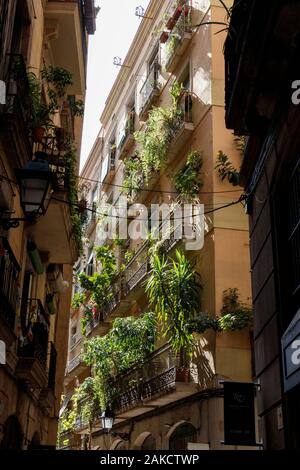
left=80, top=0, right=150, bottom=170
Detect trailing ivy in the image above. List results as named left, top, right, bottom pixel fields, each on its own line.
left=174, top=150, right=203, bottom=201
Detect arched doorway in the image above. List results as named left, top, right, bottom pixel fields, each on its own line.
left=0, top=415, right=23, bottom=449
left=132, top=432, right=156, bottom=450
left=167, top=421, right=197, bottom=450
left=110, top=438, right=126, bottom=450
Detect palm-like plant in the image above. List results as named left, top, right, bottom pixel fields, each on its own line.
left=146, top=250, right=202, bottom=362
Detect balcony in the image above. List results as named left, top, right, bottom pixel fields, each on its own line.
left=45, top=1, right=96, bottom=95
left=16, top=299, right=49, bottom=388
left=118, top=111, right=136, bottom=161
left=107, top=344, right=198, bottom=421
left=0, top=238, right=20, bottom=341
left=163, top=4, right=192, bottom=73
left=0, top=54, right=33, bottom=168
left=26, top=158, right=79, bottom=263
left=168, top=91, right=194, bottom=154
left=67, top=354, right=83, bottom=374
left=139, top=61, right=161, bottom=121
left=84, top=202, right=97, bottom=235
left=39, top=342, right=57, bottom=412
left=101, top=147, right=116, bottom=187
left=124, top=243, right=149, bottom=297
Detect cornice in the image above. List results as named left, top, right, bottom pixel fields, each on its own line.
left=100, top=0, right=164, bottom=126
left=80, top=133, right=104, bottom=178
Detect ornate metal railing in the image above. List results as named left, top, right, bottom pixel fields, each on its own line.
left=118, top=111, right=135, bottom=153
left=67, top=354, right=82, bottom=373
left=0, top=237, right=20, bottom=330
left=3, top=53, right=32, bottom=121
left=112, top=344, right=176, bottom=413
left=17, top=299, right=49, bottom=370
left=139, top=60, right=160, bottom=114
left=164, top=4, right=192, bottom=68
left=125, top=242, right=149, bottom=294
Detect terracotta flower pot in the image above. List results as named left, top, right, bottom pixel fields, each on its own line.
left=166, top=17, right=176, bottom=30
left=160, top=31, right=169, bottom=43
left=176, top=367, right=190, bottom=382
left=173, top=5, right=183, bottom=22
left=32, top=127, right=45, bottom=143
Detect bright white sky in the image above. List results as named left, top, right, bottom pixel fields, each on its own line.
left=80, top=0, right=150, bottom=170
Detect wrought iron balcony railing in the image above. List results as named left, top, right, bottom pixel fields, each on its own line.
left=139, top=60, right=160, bottom=118
left=0, top=237, right=20, bottom=330
left=163, top=4, right=192, bottom=71
left=118, top=111, right=135, bottom=153
left=17, top=299, right=49, bottom=370
left=112, top=344, right=176, bottom=413
left=2, top=53, right=32, bottom=123
left=125, top=242, right=149, bottom=295
left=67, top=353, right=82, bottom=373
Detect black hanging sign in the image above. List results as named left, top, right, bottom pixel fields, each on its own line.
left=223, top=381, right=256, bottom=446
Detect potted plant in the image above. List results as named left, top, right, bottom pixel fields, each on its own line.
left=146, top=250, right=202, bottom=383
left=173, top=4, right=183, bottom=22
left=175, top=364, right=190, bottom=382
left=160, top=30, right=169, bottom=43
left=166, top=16, right=176, bottom=30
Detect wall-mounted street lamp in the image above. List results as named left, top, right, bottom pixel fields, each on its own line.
left=100, top=409, right=115, bottom=431
left=100, top=410, right=130, bottom=440
left=0, top=153, right=52, bottom=230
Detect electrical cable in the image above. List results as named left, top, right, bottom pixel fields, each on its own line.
left=76, top=172, right=242, bottom=195
left=0, top=171, right=246, bottom=220
left=51, top=194, right=246, bottom=221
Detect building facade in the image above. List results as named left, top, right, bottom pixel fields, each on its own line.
left=225, top=0, right=300, bottom=450
left=0, top=0, right=96, bottom=449
left=62, top=0, right=255, bottom=451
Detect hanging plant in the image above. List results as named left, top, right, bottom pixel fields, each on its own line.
left=174, top=150, right=203, bottom=201
left=215, top=150, right=240, bottom=186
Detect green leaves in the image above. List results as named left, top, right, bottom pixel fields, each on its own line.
left=174, top=150, right=203, bottom=201
left=187, top=288, right=253, bottom=334
left=78, top=246, right=118, bottom=309
left=123, top=81, right=186, bottom=196
left=81, top=312, right=157, bottom=409
left=71, top=292, right=86, bottom=310
left=215, top=150, right=240, bottom=186
left=146, top=250, right=202, bottom=356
